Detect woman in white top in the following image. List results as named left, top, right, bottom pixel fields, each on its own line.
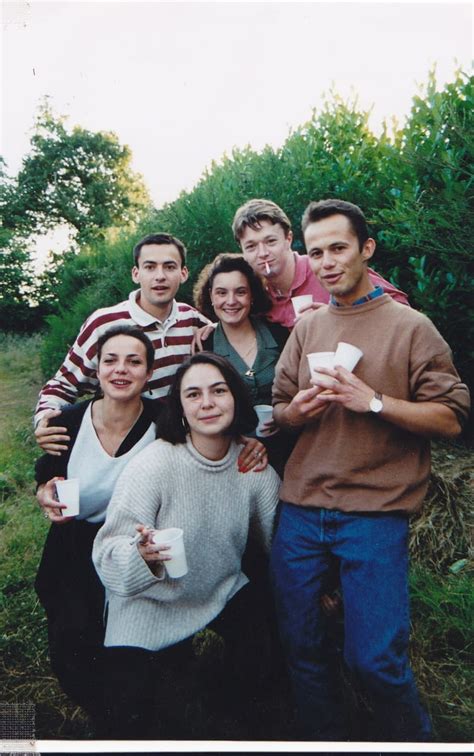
left=35, top=325, right=157, bottom=718
left=93, top=352, right=281, bottom=739
left=35, top=326, right=268, bottom=727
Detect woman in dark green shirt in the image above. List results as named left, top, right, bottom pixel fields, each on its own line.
left=193, top=253, right=296, bottom=476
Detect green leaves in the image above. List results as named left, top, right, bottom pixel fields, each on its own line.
left=34, top=71, right=473, bottom=400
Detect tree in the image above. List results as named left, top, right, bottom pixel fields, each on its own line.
left=0, top=102, right=152, bottom=330
left=2, top=101, right=151, bottom=245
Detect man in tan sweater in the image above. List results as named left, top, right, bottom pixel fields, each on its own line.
left=270, top=199, right=470, bottom=741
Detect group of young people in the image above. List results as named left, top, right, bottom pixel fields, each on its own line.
left=33, top=198, right=470, bottom=741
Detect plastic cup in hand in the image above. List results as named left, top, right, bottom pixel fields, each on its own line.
left=55, top=478, right=80, bottom=516
left=291, top=295, right=313, bottom=317
left=254, top=404, right=274, bottom=437
left=151, top=527, right=188, bottom=578
left=334, top=342, right=363, bottom=372
left=307, top=352, right=335, bottom=388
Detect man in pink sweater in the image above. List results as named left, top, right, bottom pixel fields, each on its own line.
left=270, top=199, right=470, bottom=741
left=232, top=198, right=408, bottom=327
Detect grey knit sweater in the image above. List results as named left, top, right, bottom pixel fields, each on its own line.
left=92, top=437, right=281, bottom=651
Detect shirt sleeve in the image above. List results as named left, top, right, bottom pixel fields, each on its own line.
left=249, top=467, right=281, bottom=553
left=408, top=316, right=470, bottom=425
left=34, top=315, right=101, bottom=426
left=92, top=453, right=167, bottom=597
left=272, top=326, right=305, bottom=407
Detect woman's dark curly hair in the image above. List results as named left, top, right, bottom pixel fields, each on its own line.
left=156, top=352, right=258, bottom=444
left=193, top=253, right=272, bottom=321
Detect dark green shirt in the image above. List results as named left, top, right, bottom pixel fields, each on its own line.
left=205, top=317, right=288, bottom=406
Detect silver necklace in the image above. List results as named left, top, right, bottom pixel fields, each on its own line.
left=241, top=337, right=257, bottom=377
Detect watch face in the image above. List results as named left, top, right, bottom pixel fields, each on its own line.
left=370, top=396, right=383, bottom=413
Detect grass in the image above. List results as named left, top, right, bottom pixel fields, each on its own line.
left=0, top=333, right=92, bottom=738
left=0, top=333, right=472, bottom=742
left=410, top=567, right=474, bottom=741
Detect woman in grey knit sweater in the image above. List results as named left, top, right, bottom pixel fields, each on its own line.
left=92, top=352, right=281, bottom=738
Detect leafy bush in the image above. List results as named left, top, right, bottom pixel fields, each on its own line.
left=40, top=72, right=473, bottom=407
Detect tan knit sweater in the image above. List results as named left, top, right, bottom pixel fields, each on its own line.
left=273, top=295, right=470, bottom=513
left=92, top=437, right=280, bottom=651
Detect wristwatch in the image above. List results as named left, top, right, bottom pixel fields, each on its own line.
left=369, top=391, right=383, bottom=413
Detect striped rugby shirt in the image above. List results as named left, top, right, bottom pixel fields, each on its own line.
left=35, top=290, right=210, bottom=425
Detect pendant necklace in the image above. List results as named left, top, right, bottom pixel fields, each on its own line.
left=241, top=337, right=257, bottom=377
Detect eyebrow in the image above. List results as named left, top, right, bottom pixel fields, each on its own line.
left=102, top=352, right=144, bottom=358
left=141, top=258, right=179, bottom=265
left=182, top=380, right=228, bottom=391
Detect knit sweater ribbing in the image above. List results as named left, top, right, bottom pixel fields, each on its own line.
left=273, top=295, right=470, bottom=513
left=92, top=437, right=280, bottom=651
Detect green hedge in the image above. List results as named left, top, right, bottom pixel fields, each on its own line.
left=41, top=71, right=473, bottom=399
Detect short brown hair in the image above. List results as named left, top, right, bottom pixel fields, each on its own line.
left=301, top=199, right=369, bottom=250
left=193, top=253, right=271, bottom=321
left=133, top=233, right=187, bottom=266
left=232, top=199, right=292, bottom=242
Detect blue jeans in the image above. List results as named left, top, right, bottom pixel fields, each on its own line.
left=270, top=502, right=432, bottom=741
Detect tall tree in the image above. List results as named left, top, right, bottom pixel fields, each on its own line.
left=0, top=103, right=152, bottom=330
left=2, top=101, right=151, bottom=245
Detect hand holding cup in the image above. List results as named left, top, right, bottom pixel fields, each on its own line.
left=254, top=404, right=278, bottom=437
left=37, top=477, right=74, bottom=524
left=138, top=526, right=188, bottom=578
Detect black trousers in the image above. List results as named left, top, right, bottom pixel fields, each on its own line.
left=35, top=519, right=105, bottom=715
left=97, top=583, right=278, bottom=740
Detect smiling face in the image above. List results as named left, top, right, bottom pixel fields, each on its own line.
left=210, top=270, right=252, bottom=327
left=97, top=334, right=153, bottom=400
left=132, top=243, right=188, bottom=319
left=239, top=220, right=293, bottom=279
left=180, top=363, right=235, bottom=442
left=304, top=214, right=375, bottom=305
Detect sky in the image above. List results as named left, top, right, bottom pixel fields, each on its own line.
left=1, top=1, right=472, bottom=212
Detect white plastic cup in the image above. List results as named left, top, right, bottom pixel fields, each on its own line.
left=291, top=295, right=313, bottom=317
left=151, top=527, right=188, bottom=578
left=334, top=342, right=363, bottom=372
left=307, top=352, right=335, bottom=387
left=55, top=478, right=80, bottom=517
left=254, top=404, right=274, bottom=437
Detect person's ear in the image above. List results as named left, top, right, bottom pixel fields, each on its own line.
left=180, top=266, right=189, bottom=284
left=361, top=238, right=376, bottom=262
left=131, top=266, right=140, bottom=284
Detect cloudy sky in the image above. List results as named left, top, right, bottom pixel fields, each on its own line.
left=2, top=0, right=472, bottom=210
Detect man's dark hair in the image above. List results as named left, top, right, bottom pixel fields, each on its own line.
left=232, top=199, right=292, bottom=242
left=156, top=352, right=258, bottom=444
left=133, top=233, right=187, bottom=266
left=97, top=325, right=154, bottom=370
left=193, top=253, right=272, bottom=320
left=301, top=199, right=370, bottom=250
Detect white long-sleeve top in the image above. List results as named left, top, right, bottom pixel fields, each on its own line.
left=92, top=437, right=280, bottom=651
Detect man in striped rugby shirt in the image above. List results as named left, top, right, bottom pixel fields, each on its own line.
left=35, top=233, right=211, bottom=453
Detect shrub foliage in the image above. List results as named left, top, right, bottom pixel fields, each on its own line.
left=40, top=72, right=473, bottom=394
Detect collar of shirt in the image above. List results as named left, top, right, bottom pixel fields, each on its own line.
left=330, top=285, right=384, bottom=307
left=267, top=252, right=309, bottom=301
left=213, top=316, right=279, bottom=357
left=128, top=290, right=179, bottom=327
